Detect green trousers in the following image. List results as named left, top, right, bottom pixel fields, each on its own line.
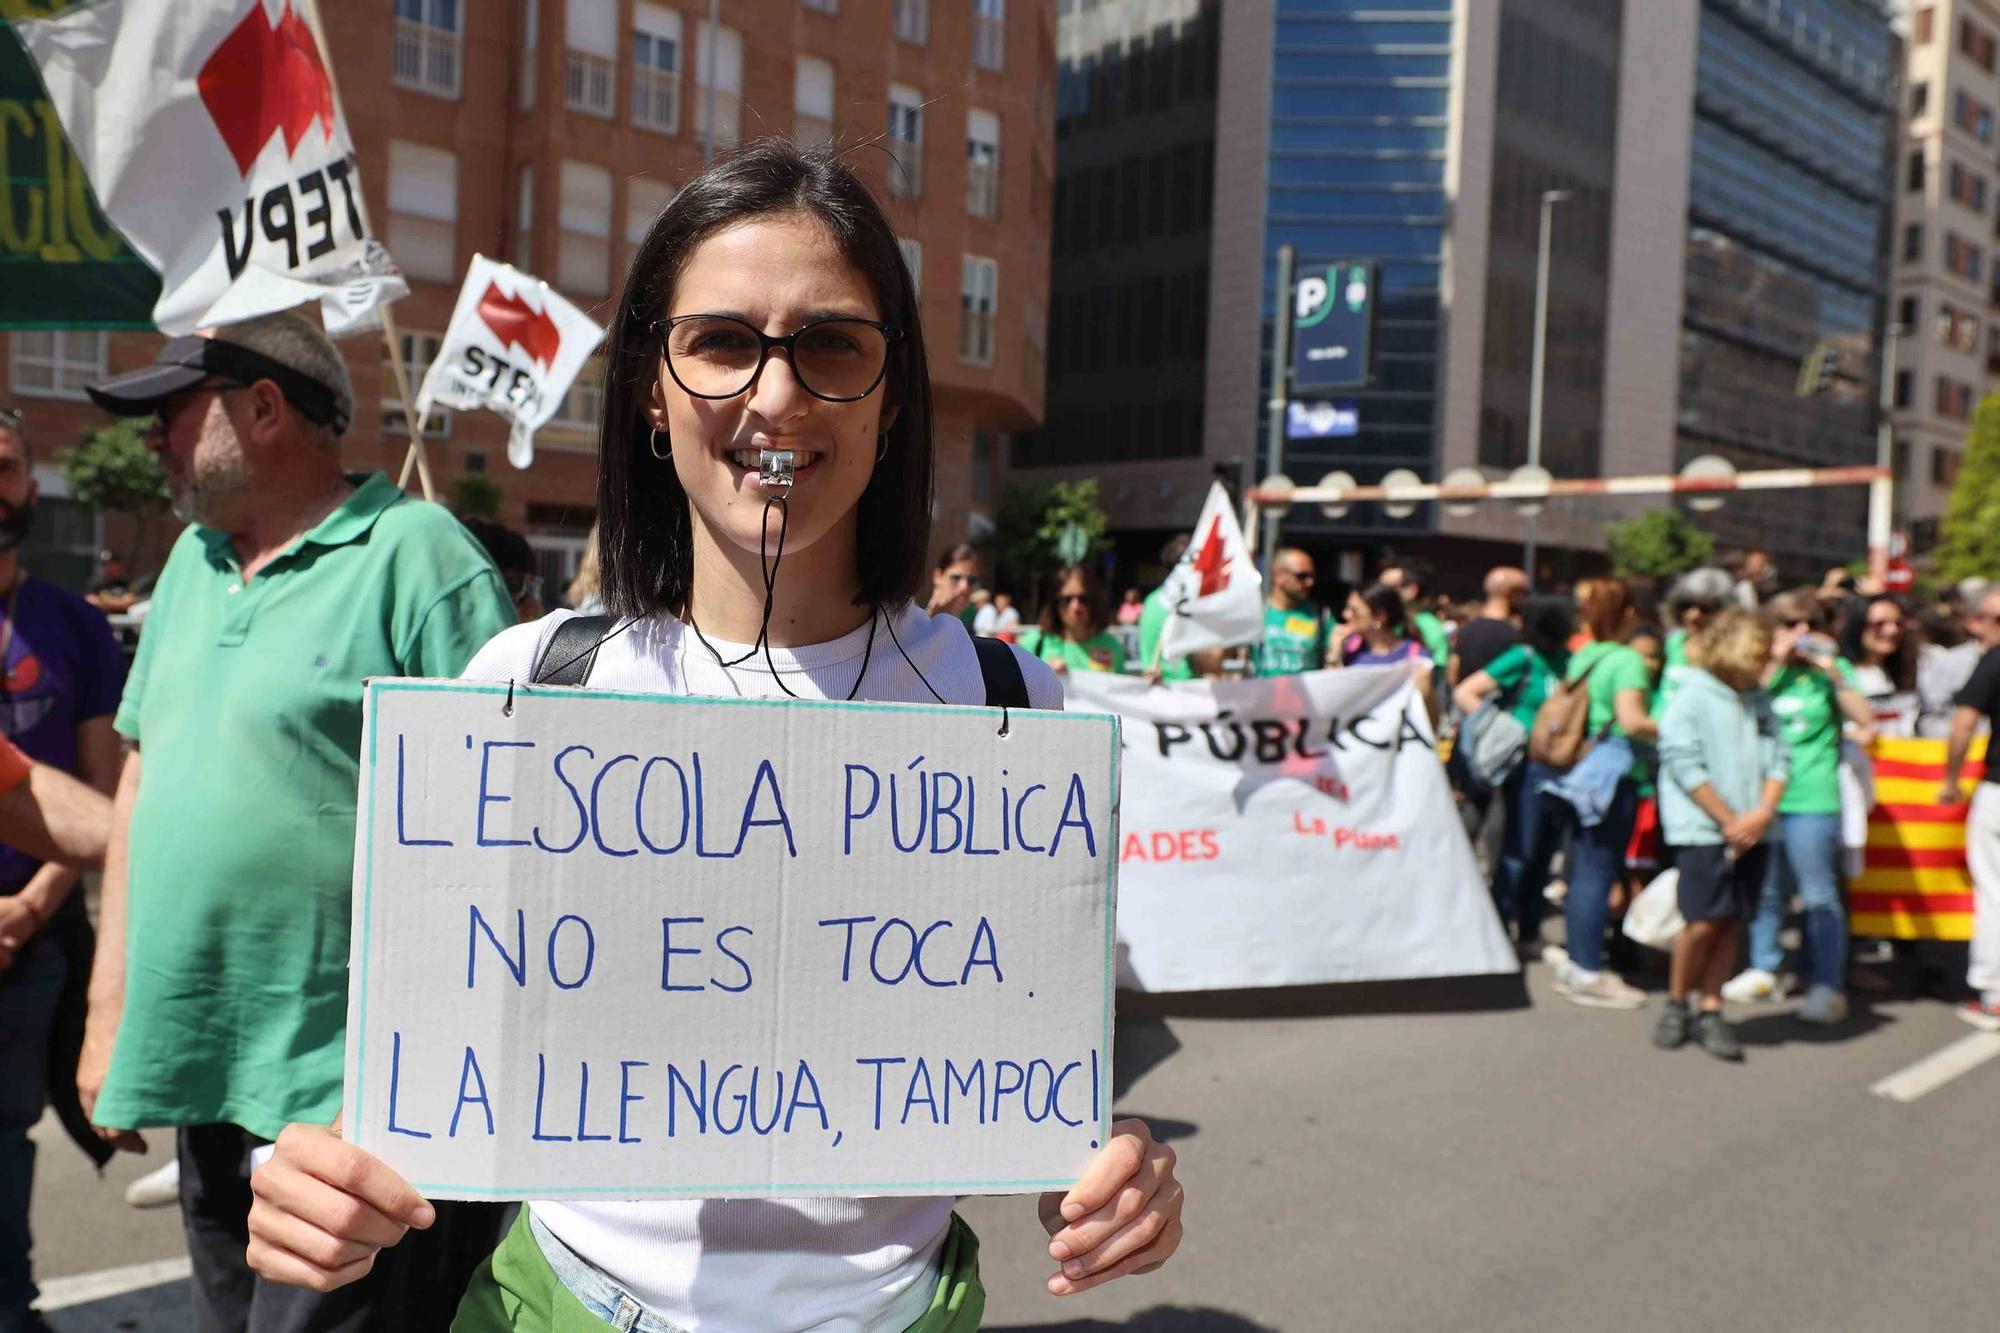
left=451, top=1206, right=984, bottom=1332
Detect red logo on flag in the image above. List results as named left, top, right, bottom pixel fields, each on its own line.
left=477, top=284, right=563, bottom=372
left=1190, top=515, right=1231, bottom=597
left=197, top=2, right=338, bottom=176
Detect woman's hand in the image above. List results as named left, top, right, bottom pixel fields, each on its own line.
left=1037, top=1119, right=1184, bottom=1296
left=247, top=1120, right=434, bottom=1293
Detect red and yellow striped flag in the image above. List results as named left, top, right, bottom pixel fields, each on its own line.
left=1854, top=738, right=1986, bottom=941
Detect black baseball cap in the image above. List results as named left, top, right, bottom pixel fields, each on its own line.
left=87, top=334, right=350, bottom=434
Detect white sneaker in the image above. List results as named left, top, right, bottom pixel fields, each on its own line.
left=1720, top=968, right=1777, bottom=1004
left=1552, top=960, right=1647, bottom=1010
left=124, top=1157, right=180, bottom=1209
left=1540, top=943, right=1570, bottom=968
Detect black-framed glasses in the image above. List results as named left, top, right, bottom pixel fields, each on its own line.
left=653, top=314, right=904, bottom=403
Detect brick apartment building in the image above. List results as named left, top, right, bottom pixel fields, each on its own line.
left=0, top=0, right=1055, bottom=595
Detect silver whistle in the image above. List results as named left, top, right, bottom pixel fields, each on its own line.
left=758, top=449, right=795, bottom=496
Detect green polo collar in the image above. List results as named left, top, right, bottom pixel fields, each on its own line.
left=197, top=473, right=402, bottom=570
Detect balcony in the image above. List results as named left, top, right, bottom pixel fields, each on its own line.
left=565, top=50, right=615, bottom=117
left=633, top=65, right=679, bottom=133
left=972, top=15, right=1004, bottom=72
left=796, top=114, right=833, bottom=148
left=886, top=139, right=922, bottom=198
left=693, top=89, right=742, bottom=146
left=391, top=19, right=460, bottom=98
left=966, top=160, right=999, bottom=219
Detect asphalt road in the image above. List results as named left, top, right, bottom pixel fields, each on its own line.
left=29, top=958, right=2000, bottom=1331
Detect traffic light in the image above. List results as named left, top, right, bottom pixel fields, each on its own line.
left=1795, top=341, right=1839, bottom=396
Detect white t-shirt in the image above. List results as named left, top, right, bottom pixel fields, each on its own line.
left=972, top=603, right=999, bottom=634
left=461, top=604, right=1059, bottom=1332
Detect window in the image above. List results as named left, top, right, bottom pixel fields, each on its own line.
left=1953, top=90, right=1994, bottom=143
left=565, top=0, right=617, bottom=117
left=898, top=238, right=923, bottom=296
left=557, top=160, right=612, bottom=297
left=1908, top=150, right=1926, bottom=192
left=966, top=109, right=1000, bottom=219
left=1945, top=231, right=1984, bottom=282
left=894, top=0, right=928, bottom=45
left=552, top=358, right=604, bottom=430
left=803, top=0, right=837, bottom=11
left=1936, top=376, right=1975, bottom=421
left=972, top=0, right=1004, bottom=72
left=887, top=84, right=924, bottom=198
left=625, top=177, right=675, bottom=249
left=1949, top=160, right=1990, bottom=212
left=1933, top=447, right=1960, bottom=487
left=1912, top=81, right=1930, bottom=119
left=631, top=4, right=681, bottom=132
left=796, top=56, right=834, bottom=147
left=7, top=330, right=106, bottom=400
left=1893, top=368, right=1913, bottom=409
left=1899, top=295, right=1919, bottom=331
left=393, top=0, right=461, bottom=99
left=515, top=165, right=534, bottom=269
left=1936, top=302, right=1981, bottom=352
left=1916, top=7, right=1934, bottom=45
left=386, top=141, right=458, bottom=282
left=520, top=0, right=537, bottom=109
left=693, top=22, right=743, bottom=145
left=1904, top=223, right=1925, bottom=262
left=1963, top=16, right=1996, bottom=71
left=381, top=332, right=452, bottom=438
left=968, top=0, right=1000, bottom=71
left=960, top=255, right=997, bottom=365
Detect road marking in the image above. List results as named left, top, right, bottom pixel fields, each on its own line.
left=34, top=1256, right=191, bottom=1310
left=1870, top=1032, right=2000, bottom=1103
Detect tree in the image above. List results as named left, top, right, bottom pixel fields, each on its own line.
left=452, top=472, right=503, bottom=520
left=1937, top=391, right=2000, bottom=584
left=57, top=418, right=170, bottom=565
left=1605, top=508, right=1714, bottom=579
left=992, top=478, right=1109, bottom=604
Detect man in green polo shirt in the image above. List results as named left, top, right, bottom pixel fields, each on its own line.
left=1255, top=547, right=1332, bottom=676
left=74, top=312, right=517, bottom=1330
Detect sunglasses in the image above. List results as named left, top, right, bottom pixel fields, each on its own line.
left=1057, top=594, right=1090, bottom=606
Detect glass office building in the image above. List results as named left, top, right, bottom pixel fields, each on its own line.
left=1677, top=0, right=1895, bottom=563
left=1266, top=0, right=1453, bottom=538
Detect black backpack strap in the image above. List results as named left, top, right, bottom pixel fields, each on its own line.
left=531, top=614, right=616, bottom=686
left=971, top=633, right=1032, bottom=709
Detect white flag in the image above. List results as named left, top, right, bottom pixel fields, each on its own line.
left=17, top=0, right=407, bottom=335
left=1158, top=482, right=1265, bottom=661
left=416, top=256, right=606, bottom=468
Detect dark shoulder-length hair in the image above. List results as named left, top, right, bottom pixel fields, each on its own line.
left=596, top=139, right=934, bottom=617
left=1038, top=563, right=1110, bottom=639
left=1359, top=582, right=1408, bottom=637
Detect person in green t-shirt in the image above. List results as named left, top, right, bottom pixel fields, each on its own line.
left=1255, top=547, right=1331, bottom=676
left=1021, top=563, right=1128, bottom=675
left=1453, top=596, right=1574, bottom=944
left=1655, top=567, right=1733, bottom=720
left=1381, top=556, right=1451, bottom=667
left=1136, top=533, right=1193, bottom=682
left=1729, top=589, right=1878, bottom=1023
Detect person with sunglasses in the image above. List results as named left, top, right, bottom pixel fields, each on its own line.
left=244, top=141, right=1182, bottom=1331
left=1839, top=594, right=1920, bottom=738
left=1022, top=563, right=1127, bottom=675
left=1255, top=547, right=1331, bottom=676
left=1721, top=591, right=1877, bottom=1018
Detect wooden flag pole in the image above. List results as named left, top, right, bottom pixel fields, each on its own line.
left=296, top=0, right=436, bottom=500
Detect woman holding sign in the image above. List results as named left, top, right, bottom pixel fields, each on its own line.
left=242, top=141, right=1184, bottom=1330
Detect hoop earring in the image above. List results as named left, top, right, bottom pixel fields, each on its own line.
left=876, top=433, right=889, bottom=464
left=649, top=428, right=670, bottom=461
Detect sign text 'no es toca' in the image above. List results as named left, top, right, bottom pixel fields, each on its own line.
left=345, top=682, right=1120, bottom=1201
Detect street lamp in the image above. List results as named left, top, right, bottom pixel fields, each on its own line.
left=1523, top=188, right=1571, bottom=586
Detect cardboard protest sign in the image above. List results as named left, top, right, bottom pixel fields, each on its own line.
left=1067, top=667, right=1514, bottom=991
left=15, top=0, right=407, bottom=334
left=416, top=256, right=607, bottom=468
left=345, top=681, right=1119, bottom=1201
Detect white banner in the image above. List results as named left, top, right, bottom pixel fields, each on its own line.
left=416, top=256, right=607, bottom=468
left=19, top=0, right=406, bottom=334
left=1157, top=482, right=1264, bottom=662
left=345, top=681, right=1119, bottom=1200
left=1066, top=668, right=1515, bottom=991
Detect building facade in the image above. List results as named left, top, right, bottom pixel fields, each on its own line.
left=1016, top=0, right=1897, bottom=590
left=1891, top=0, right=2000, bottom=549
left=0, top=0, right=1056, bottom=591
